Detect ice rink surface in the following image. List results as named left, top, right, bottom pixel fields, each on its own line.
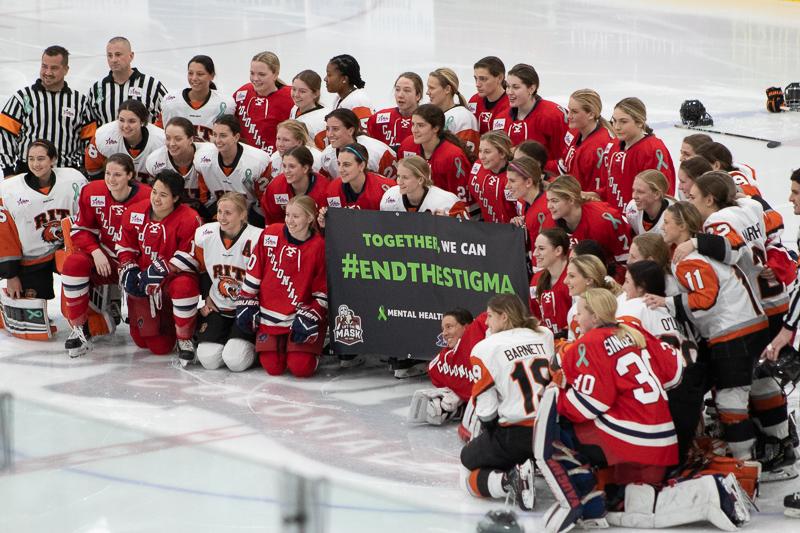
left=1, top=0, right=800, bottom=531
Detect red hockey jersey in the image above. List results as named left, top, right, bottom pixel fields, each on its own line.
left=517, top=191, right=556, bottom=265
left=559, top=125, right=615, bottom=194
left=557, top=326, right=681, bottom=466
left=556, top=200, right=631, bottom=277
left=601, top=135, right=676, bottom=211
left=468, top=162, right=516, bottom=223
left=241, top=224, right=327, bottom=335
left=366, top=107, right=413, bottom=153
left=468, top=93, right=510, bottom=135
left=260, top=172, right=331, bottom=225
left=398, top=137, right=472, bottom=204
left=232, top=84, right=293, bottom=156
left=116, top=200, right=201, bottom=269
left=428, top=313, right=489, bottom=402
left=491, top=97, right=568, bottom=175
left=529, top=267, right=571, bottom=336
left=324, top=172, right=394, bottom=210
left=71, top=181, right=152, bottom=260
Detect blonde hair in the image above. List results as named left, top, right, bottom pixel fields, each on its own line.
left=614, top=97, right=652, bottom=135
left=286, top=194, right=319, bottom=233
left=429, top=68, right=469, bottom=108
left=570, top=89, right=613, bottom=136
left=546, top=174, right=599, bottom=204
left=217, top=192, right=248, bottom=214
left=634, top=169, right=672, bottom=199
left=581, top=288, right=646, bottom=348
left=480, top=130, right=514, bottom=161
left=277, top=119, right=313, bottom=147
left=631, top=233, right=670, bottom=273
left=569, top=255, right=623, bottom=296
left=487, top=294, right=541, bottom=332
left=252, top=51, right=286, bottom=87
left=397, top=155, right=433, bottom=188
left=666, top=201, right=703, bottom=237
left=507, top=155, right=543, bottom=190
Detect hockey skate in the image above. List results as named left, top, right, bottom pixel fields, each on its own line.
left=392, top=358, right=428, bottom=379
left=177, top=339, right=196, bottom=367
left=757, top=435, right=799, bottom=482
left=339, top=354, right=365, bottom=368
left=785, top=491, right=800, bottom=518
left=65, top=325, right=92, bottom=358
left=505, top=459, right=536, bottom=511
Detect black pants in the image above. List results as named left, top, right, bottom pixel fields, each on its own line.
left=461, top=424, right=533, bottom=471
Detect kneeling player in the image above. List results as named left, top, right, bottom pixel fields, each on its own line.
left=61, top=154, right=151, bottom=356
left=460, top=294, right=553, bottom=511
left=237, top=195, right=327, bottom=378
left=116, top=170, right=201, bottom=361
left=0, top=140, right=86, bottom=341
left=175, top=193, right=261, bottom=370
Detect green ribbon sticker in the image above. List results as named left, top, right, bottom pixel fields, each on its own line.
left=377, top=306, right=388, bottom=321
left=577, top=344, right=589, bottom=367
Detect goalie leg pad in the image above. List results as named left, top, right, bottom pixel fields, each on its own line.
left=197, top=342, right=224, bottom=370
left=222, top=338, right=256, bottom=372
left=0, top=293, right=53, bottom=341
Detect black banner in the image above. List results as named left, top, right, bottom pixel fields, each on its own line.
left=325, top=209, right=529, bottom=358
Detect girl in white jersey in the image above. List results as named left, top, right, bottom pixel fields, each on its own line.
left=624, top=169, right=675, bottom=236
left=379, top=155, right=465, bottom=216
left=290, top=70, right=327, bottom=150
left=145, top=117, right=203, bottom=215
left=460, top=293, right=553, bottom=511
left=325, top=54, right=374, bottom=129
left=268, top=120, right=322, bottom=180
left=427, top=68, right=480, bottom=156
left=564, top=254, right=623, bottom=341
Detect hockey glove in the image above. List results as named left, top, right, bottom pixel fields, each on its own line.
left=120, top=263, right=146, bottom=297
left=290, top=305, right=321, bottom=344
left=140, top=258, right=170, bottom=296
left=766, top=87, right=785, bottom=113
left=440, top=387, right=463, bottom=413
left=235, top=298, right=260, bottom=334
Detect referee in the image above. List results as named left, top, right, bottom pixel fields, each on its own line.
left=0, top=45, right=95, bottom=176
left=86, top=36, right=167, bottom=127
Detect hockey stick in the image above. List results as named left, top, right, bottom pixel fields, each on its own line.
left=674, top=124, right=781, bottom=148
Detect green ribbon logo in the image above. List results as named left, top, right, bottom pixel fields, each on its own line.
left=577, top=344, right=589, bottom=367
left=377, top=306, right=388, bottom=321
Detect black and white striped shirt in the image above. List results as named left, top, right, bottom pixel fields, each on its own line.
left=0, top=79, right=95, bottom=173
left=86, top=68, right=167, bottom=127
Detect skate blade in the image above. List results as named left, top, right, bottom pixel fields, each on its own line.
left=761, top=465, right=799, bottom=483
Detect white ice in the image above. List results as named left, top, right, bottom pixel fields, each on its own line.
left=1, top=0, right=800, bottom=531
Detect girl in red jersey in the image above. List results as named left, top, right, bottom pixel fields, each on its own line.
left=506, top=155, right=553, bottom=270
left=366, top=72, right=422, bottom=152
left=427, top=68, right=480, bottom=155
left=601, top=97, right=676, bottom=210
left=530, top=228, right=571, bottom=337
left=290, top=70, right=327, bottom=150
left=491, top=63, right=568, bottom=174
left=261, top=145, right=330, bottom=225
left=325, top=54, right=374, bottom=128
left=267, top=119, right=322, bottom=181
left=320, top=108, right=396, bottom=179
left=559, top=89, right=615, bottom=194
left=237, top=195, right=327, bottom=378
left=398, top=104, right=475, bottom=210
left=117, top=170, right=201, bottom=362
left=546, top=174, right=632, bottom=280
left=232, top=51, right=293, bottom=156
left=469, top=131, right=516, bottom=223
left=62, top=153, right=151, bottom=356
left=624, top=169, right=675, bottom=236
left=468, top=56, right=509, bottom=135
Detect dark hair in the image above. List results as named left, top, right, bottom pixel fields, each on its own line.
left=535, top=228, right=570, bottom=297
left=444, top=307, right=474, bottom=326
left=507, top=63, right=540, bottom=94
left=28, top=139, right=58, bottom=160
left=284, top=145, right=315, bottom=173
left=515, top=140, right=548, bottom=171
left=572, top=239, right=607, bottom=266
left=43, top=45, right=69, bottom=67
left=117, top=99, right=149, bottom=124
left=693, top=171, right=737, bottom=209
left=696, top=142, right=735, bottom=171
left=328, top=54, right=365, bottom=89
left=791, top=168, right=800, bottom=184
left=473, top=56, right=507, bottom=90
left=153, top=169, right=185, bottom=202
left=412, top=104, right=476, bottom=163
left=396, top=71, right=424, bottom=100
left=105, top=153, right=136, bottom=183
left=679, top=155, right=713, bottom=181
left=214, top=114, right=241, bottom=136
left=682, top=133, right=712, bottom=153
left=293, top=69, right=322, bottom=104
left=325, top=108, right=362, bottom=137
left=165, top=116, right=195, bottom=139
left=627, top=260, right=666, bottom=297
left=188, top=55, right=217, bottom=90
left=340, top=142, right=369, bottom=165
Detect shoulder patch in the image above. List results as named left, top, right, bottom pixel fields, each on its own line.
left=263, top=234, right=278, bottom=247
left=90, top=195, right=106, bottom=207
left=471, top=162, right=481, bottom=175
left=376, top=112, right=390, bottom=124
left=130, top=212, right=145, bottom=225
left=327, top=197, right=342, bottom=208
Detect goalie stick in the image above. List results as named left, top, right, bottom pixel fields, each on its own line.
left=674, top=124, right=781, bottom=148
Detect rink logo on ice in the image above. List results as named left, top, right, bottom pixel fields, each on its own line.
left=332, top=305, right=364, bottom=346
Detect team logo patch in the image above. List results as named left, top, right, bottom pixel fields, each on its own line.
left=274, top=193, right=289, bottom=206
left=492, top=118, right=506, bottom=130
left=471, top=162, right=481, bottom=175
left=90, top=195, right=106, bottom=207
left=200, top=156, right=212, bottom=164
left=480, top=111, right=491, bottom=123
left=153, top=161, right=166, bottom=170
left=376, top=112, right=390, bottom=124
left=327, top=197, right=342, bottom=208
left=468, top=103, right=477, bottom=113
left=235, top=90, right=247, bottom=103
left=130, top=212, right=145, bottom=224
left=403, top=151, right=416, bottom=158
left=564, top=131, right=575, bottom=145
left=217, top=276, right=240, bottom=300
left=332, top=305, right=364, bottom=346
left=61, top=107, right=75, bottom=119
left=263, top=234, right=278, bottom=247
left=17, top=197, right=30, bottom=206
left=128, top=87, right=143, bottom=98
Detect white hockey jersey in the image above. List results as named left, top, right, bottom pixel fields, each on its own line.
left=331, top=88, right=374, bottom=129
left=319, top=135, right=397, bottom=179
left=194, top=142, right=270, bottom=211
left=290, top=105, right=328, bottom=150
left=159, top=89, right=234, bottom=141
left=268, top=145, right=323, bottom=180
left=379, top=185, right=463, bottom=214
left=731, top=162, right=761, bottom=197
left=0, top=169, right=86, bottom=264
left=145, top=144, right=202, bottom=199
left=623, top=197, right=675, bottom=236
left=470, top=327, right=554, bottom=426
left=189, top=222, right=262, bottom=312
left=86, top=122, right=166, bottom=180
left=444, top=105, right=480, bottom=155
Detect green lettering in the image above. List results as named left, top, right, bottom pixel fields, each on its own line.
left=372, top=260, right=390, bottom=280
left=421, top=262, right=436, bottom=284
left=501, top=275, right=514, bottom=293
left=359, top=260, right=372, bottom=280
left=469, top=270, right=482, bottom=291
left=484, top=273, right=500, bottom=293
left=391, top=261, right=407, bottom=281
left=362, top=233, right=372, bottom=247
left=442, top=266, right=453, bottom=287
left=407, top=262, right=420, bottom=282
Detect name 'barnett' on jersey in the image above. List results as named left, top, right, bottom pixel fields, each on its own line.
left=504, top=342, right=549, bottom=361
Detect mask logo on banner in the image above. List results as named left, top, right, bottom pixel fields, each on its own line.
left=333, top=304, right=364, bottom=346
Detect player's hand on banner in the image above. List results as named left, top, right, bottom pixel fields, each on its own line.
left=141, top=258, right=170, bottom=296
left=120, top=263, right=146, bottom=297
left=235, top=298, right=260, bottom=333
left=317, top=207, right=328, bottom=229
left=290, top=305, right=321, bottom=344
